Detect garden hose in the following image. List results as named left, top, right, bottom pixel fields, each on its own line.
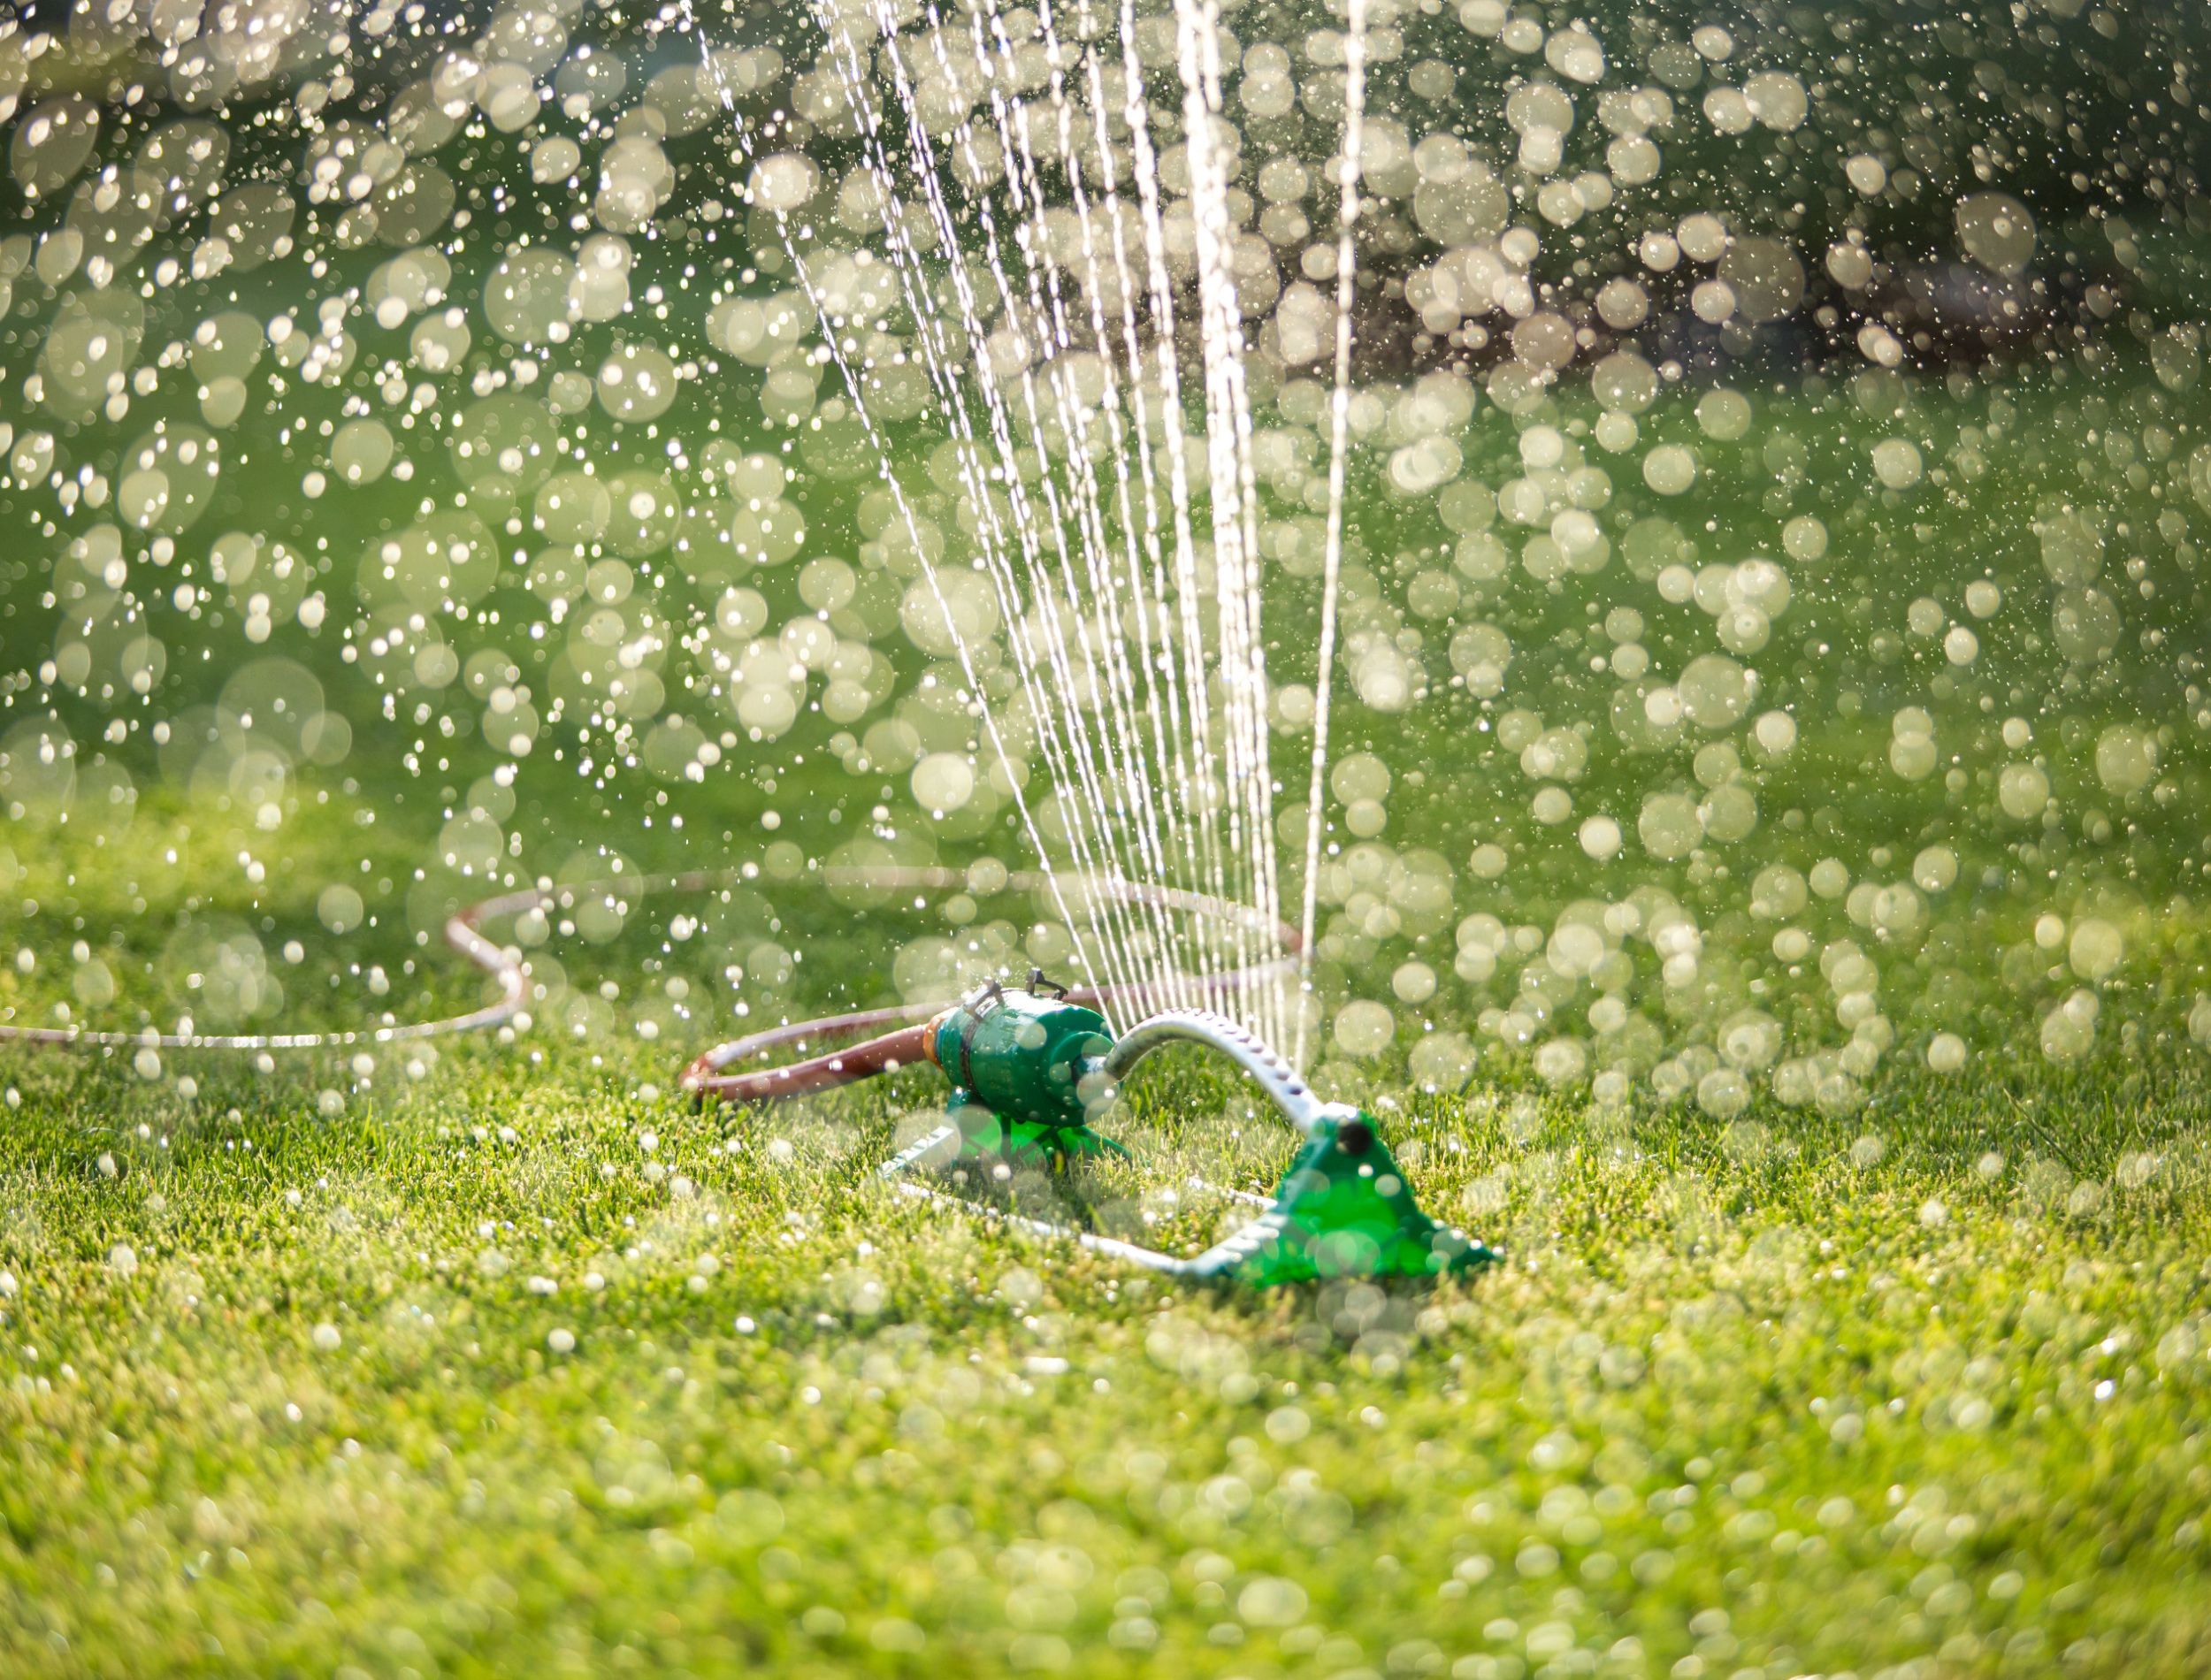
left=0, top=866, right=1289, bottom=1058
left=676, top=872, right=1300, bottom=1105
left=0, top=882, right=540, bottom=1053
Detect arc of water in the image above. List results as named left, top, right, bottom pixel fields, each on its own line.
left=687, top=0, right=1297, bottom=1046
left=1169, top=0, right=1286, bottom=1050
left=875, top=1, right=1190, bottom=1010
left=935, top=1, right=1191, bottom=1006
left=1108, top=0, right=1248, bottom=1035
left=1043, top=0, right=1243, bottom=1021
left=960, top=0, right=1232, bottom=1019
left=1063, top=18, right=1221, bottom=1019
left=838, top=0, right=1267, bottom=1028
left=907, top=0, right=1290, bottom=1047
left=1295, top=0, right=1367, bottom=1070
left=930, top=0, right=1232, bottom=1023
left=979, top=0, right=1286, bottom=1041
left=679, top=0, right=1115, bottom=1004
left=808, top=0, right=1164, bottom=1006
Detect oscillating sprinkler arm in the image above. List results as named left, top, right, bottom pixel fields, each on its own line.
left=1095, top=1010, right=1491, bottom=1286
left=1104, top=1009, right=1335, bottom=1138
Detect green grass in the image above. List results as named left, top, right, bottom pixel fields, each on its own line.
left=7, top=40, right=2211, bottom=1669
left=5, top=327, right=2210, bottom=1680
left=4, top=786, right=2211, bottom=1679
left=6, top=3, right=2211, bottom=1669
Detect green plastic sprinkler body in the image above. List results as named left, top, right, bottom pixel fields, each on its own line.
left=920, top=974, right=1126, bottom=1166
left=1217, top=1108, right=1490, bottom=1286
left=901, top=980, right=1494, bottom=1287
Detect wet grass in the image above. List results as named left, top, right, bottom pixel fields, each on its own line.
left=4, top=796, right=2211, bottom=1678
left=4, top=2, right=2209, bottom=1667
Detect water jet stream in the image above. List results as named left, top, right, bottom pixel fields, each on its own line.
left=700, top=0, right=1317, bottom=1045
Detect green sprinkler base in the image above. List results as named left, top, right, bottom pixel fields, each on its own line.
left=1180, top=1109, right=1496, bottom=1287
left=944, top=1090, right=1132, bottom=1169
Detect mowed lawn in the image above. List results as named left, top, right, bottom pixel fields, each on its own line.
left=3, top=798, right=2209, bottom=1679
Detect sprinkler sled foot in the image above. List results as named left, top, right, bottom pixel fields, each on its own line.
left=1181, top=1109, right=1495, bottom=1287
left=942, top=1088, right=1132, bottom=1170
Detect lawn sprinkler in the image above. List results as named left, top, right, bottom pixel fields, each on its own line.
left=696, top=965, right=1496, bottom=1288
